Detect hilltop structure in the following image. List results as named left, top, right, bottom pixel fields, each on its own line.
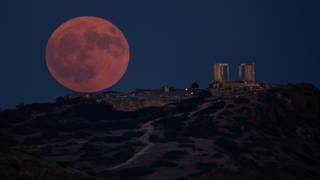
left=213, top=63, right=230, bottom=82
left=213, top=63, right=255, bottom=83
left=212, top=63, right=264, bottom=92
left=238, top=63, right=255, bottom=82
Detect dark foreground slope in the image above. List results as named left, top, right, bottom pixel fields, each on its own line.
left=0, top=84, right=319, bottom=179
left=0, top=146, right=102, bottom=180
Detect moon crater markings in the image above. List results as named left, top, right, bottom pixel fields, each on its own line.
left=109, top=26, right=117, bottom=35
left=46, top=16, right=130, bottom=92
left=58, top=32, right=82, bottom=57
left=97, top=35, right=112, bottom=49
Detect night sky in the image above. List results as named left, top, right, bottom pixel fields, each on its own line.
left=1, top=0, right=320, bottom=108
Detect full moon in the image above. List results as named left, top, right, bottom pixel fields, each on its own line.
left=46, top=16, right=130, bottom=92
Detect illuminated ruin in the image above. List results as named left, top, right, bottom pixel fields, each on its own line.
left=212, top=63, right=263, bottom=92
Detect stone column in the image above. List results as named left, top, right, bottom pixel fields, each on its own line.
left=226, top=65, right=230, bottom=80
left=252, top=63, right=255, bottom=82
left=238, top=64, right=245, bottom=81
left=244, top=63, right=255, bottom=82
left=214, top=64, right=222, bottom=82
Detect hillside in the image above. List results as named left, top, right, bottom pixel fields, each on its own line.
left=0, top=83, right=319, bottom=179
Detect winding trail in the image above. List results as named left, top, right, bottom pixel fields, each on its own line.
left=107, top=118, right=160, bottom=170
left=106, top=100, right=212, bottom=171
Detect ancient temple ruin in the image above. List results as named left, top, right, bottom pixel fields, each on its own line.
left=213, top=63, right=230, bottom=82
left=213, top=63, right=255, bottom=82
left=238, top=63, right=255, bottom=82
left=212, top=62, right=262, bottom=92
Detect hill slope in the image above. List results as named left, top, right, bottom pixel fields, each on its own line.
left=0, top=83, right=319, bottom=179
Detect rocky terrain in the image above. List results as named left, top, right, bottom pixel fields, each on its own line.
left=0, top=83, right=319, bottom=179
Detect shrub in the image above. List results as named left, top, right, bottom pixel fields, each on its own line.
left=195, top=162, right=218, bottom=170
left=214, top=137, right=240, bottom=158
left=162, top=150, right=188, bottom=161
left=152, top=160, right=178, bottom=168
left=234, top=97, right=250, bottom=104
left=184, top=119, right=217, bottom=138
left=198, top=90, right=212, bottom=99
left=115, top=166, right=154, bottom=177
left=191, top=82, right=200, bottom=89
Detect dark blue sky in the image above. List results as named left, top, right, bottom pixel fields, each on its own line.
left=1, top=0, right=320, bottom=108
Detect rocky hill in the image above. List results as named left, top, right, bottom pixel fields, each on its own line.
left=0, top=83, right=319, bottom=179
left=0, top=146, right=102, bottom=180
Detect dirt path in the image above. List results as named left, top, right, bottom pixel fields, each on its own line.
left=107, top=118, right=160, bottom=170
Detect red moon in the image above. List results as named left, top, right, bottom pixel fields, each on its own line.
left=46, top=16, right=130, bottom=92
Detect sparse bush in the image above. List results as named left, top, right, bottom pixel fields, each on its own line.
left=178, top=143, right=195, bottom=150
left=73, top=102, right=114, bottom=120
left=184, top=119, right=217, bottom=138
left=172, top=98, right=200, bottom=113
left=211, top=100, right=225, bottom=109
left=191, top=82, right=199, bottom=89
left=41, top=128, right=59, bottom=139
left=226, top=104, right=235, bottom=109
left=23, top=135, right=43, bottom=145
left=112, top=147, right=135, bottom=163
left=238, top=106, right=250, bottom=113
left=150, top=134, right=166, bottom=143
left=73, top=130, right=90, bottom=138
left=162, top=150, right=188, bottom=161
left=55, top=96, right=66, bottom=104
left=115, top=166, right=154, bottom=177
left=198, top=90, right=211, bottom=99
left=234, top=97, right=250, bottom=104
left=56, top=160, right=73, bottom=168
left=195, top=162, right=217, bottom=170
left=152, top=160, right=178, bottom=168
left=15, top=174, right=33, bottom=180
left=214, top=137, right=240, bottom=158
left=175, top=177, right=188, bottom=180
left=157, top=115, right=187, bottom=141
left=194, top=101, right=225, bottom=115
left=220, top=110, right=232, bottom=116
left=212, top=153, right=224, bottom=158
